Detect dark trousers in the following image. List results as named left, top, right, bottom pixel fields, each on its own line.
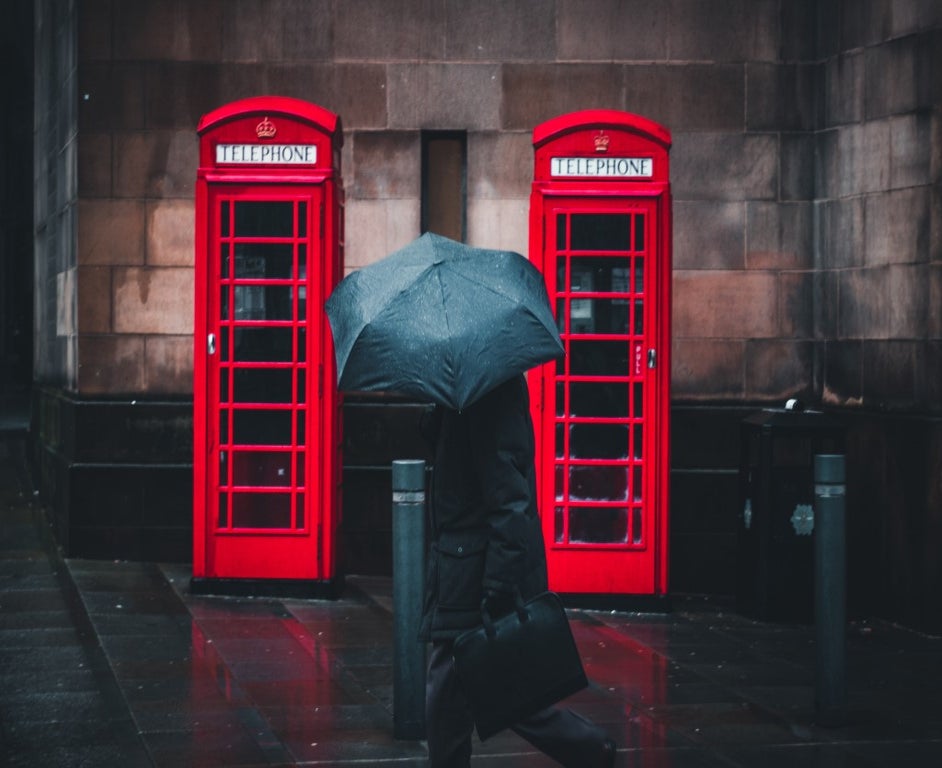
left=426, top=641, right=610, bottom=768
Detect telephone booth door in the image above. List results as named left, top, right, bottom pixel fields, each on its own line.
left=529, top=111, right=671, bottom=598
left=192, top=97, right=343, bottom=594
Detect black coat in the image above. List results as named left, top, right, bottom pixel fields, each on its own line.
left=419, top=375, right=548, bottom=641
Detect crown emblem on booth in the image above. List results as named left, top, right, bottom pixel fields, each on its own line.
left=256, top=116, right=277, bottom=139
left=594, top=131, right=610, bottom=152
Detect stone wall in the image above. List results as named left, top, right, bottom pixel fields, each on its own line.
left=0, top=0, right=34, bottom=415
left=34, top=0, right=79, bottom=390
left=815, top=2, right=942, bottom=412
left=27, top=0, right=942, bottom=629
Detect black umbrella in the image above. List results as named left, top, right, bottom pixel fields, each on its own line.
left=325, top=233, right=563, bottom=410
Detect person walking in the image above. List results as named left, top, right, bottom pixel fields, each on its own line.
left=419, top=374, right=616, bottom=768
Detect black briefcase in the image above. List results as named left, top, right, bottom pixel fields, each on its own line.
left=452, top=591, right=588, bottom=740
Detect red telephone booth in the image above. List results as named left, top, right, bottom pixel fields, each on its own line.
left=192, top=97, right=343, bottom=595
left=529, top=110, right=671, bottom=599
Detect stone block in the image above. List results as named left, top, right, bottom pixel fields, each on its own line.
left=250, top=63, right=331, bottom=114
left=220, top=0, right=329, bottom=62
left=835, top=121, right=891, bottom=198
left=837, top=264, right=929, bottom=339
left=344, top=199, right=420, bottom=270
left=927, top=341, right=942, bottom=408
left=781, top=134, right=815, bottom=201
left=330, top=65, right=389, bottom=130
left=747, top=63, right=817, bottom=133
left=280, top=0, right=333, bottom=61
left=446, top=0, right=556, bottom=60
left=668, top=0, right=778, bottom=63
left=671, top=133, right=778, bottom=202
left=824, top=50, right=864, bottom=128
left=334, top=0, right=445, bottom=61
left=77, top=267, right=112, bottom=334
left=625, top=64, right=743, bottom=132
left=113, top=267, right=193, bottom=335
left=778, top=271, right=814, bottom=339
left=77, top=335, right=145, bottom=395
left=673, top=201, right=744, bottom=270
left=865, top=36, right=920, bottom=119
left=78, top=200, right=146, bottom=266
left=56, top=268, right=76, bottom=338
left=865, top=187, right=930, bottom=266
left=388, top=64, right=500, bottom=130
left=780, top=0, right=818, bottom=62
left=146, top=200, right=194, bottom=267
left=862, top=340, right=920, bottom=408
left=350, top=132, right=420, bottom=199
left=144, top=336, right=193, bottom=395
left=821, top=196, right=864, bottom=269
left=557, top=0, right=668, bottom=61
left=113, top=131, right=197, bottom=198
left=842, top=0, right=942, bottom=49
left=79, top=63, right=145, bottom=131
left=502, top=64, right=624, bottom=131
left=673, top=270, right=778, bottom=339
left=814, top=128, right=838, bottom=200
left=77, top=133, right=113, bottom=197
left=467, top=198, right=529, bottom=255
left=822, top=340, right=862, bottom=407
left=744, top=339, right=814, bottom=401
left=114, top=0, right=223, bottom=62
left=468, top=132, right=533, bottom=200
left=143, top=62, right=227, bottom=130
left=670, top=338, right=744, bottom=399
left=747, top=202, right=813, bottom=270
left=79, top=0, right=113, bottom=60
left=929, top=263, right=941, bottom=339
left=890, top=113, right=932, bottom=189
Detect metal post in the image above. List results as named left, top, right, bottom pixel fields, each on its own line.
left=814, top=453, right=846, bottom=727
left=392, top=459, right=427, bottom=740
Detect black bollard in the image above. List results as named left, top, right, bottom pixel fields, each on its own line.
left=814, top=453, right=846, bottom=727
left=392, top=459, right=427, bottom=740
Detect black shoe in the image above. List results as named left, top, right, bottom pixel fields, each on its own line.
left=599, top=738, right=616, bottom=768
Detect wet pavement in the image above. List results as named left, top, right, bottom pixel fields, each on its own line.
left=3, top=431, right=942, bottom=767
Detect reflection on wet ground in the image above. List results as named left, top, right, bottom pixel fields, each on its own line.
left=3, top=434, right=942, bottom=766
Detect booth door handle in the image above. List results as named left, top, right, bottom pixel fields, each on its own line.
left=647, top=348, right=656, bottom=369
left=207, top=333, right=216, bottom=355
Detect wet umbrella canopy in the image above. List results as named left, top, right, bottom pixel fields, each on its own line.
left=325, top=233, right=563, bottom=410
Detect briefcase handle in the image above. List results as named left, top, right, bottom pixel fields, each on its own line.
left=480, top=588, right=529, bottom=639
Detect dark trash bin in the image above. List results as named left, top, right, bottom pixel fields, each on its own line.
left=737, top=406, right=844, bottom=623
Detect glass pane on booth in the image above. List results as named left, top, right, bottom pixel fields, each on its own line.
left=234, top=201, right=294, bottom=237
left=570, top=340, right=628, bottom=375
left=232, top=409, right=292, bottom=445
left=232, top=368, right=294, bottom=404
left=232, top=492, right=292, bottom=529
left=570, top=214, right=631, bottom=251
left=568, top=298, right=629, bottom=335
left=569, top=423, right=629, bottom=459
left=570, top=382, right=628, bottom=417
left=231, top=450, right=302, bottom=488
left=234, top=243, right=294, bottom=279
left=233, top=328, right=294, bottom=362
left=569, top=507, right=629, bottom=544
